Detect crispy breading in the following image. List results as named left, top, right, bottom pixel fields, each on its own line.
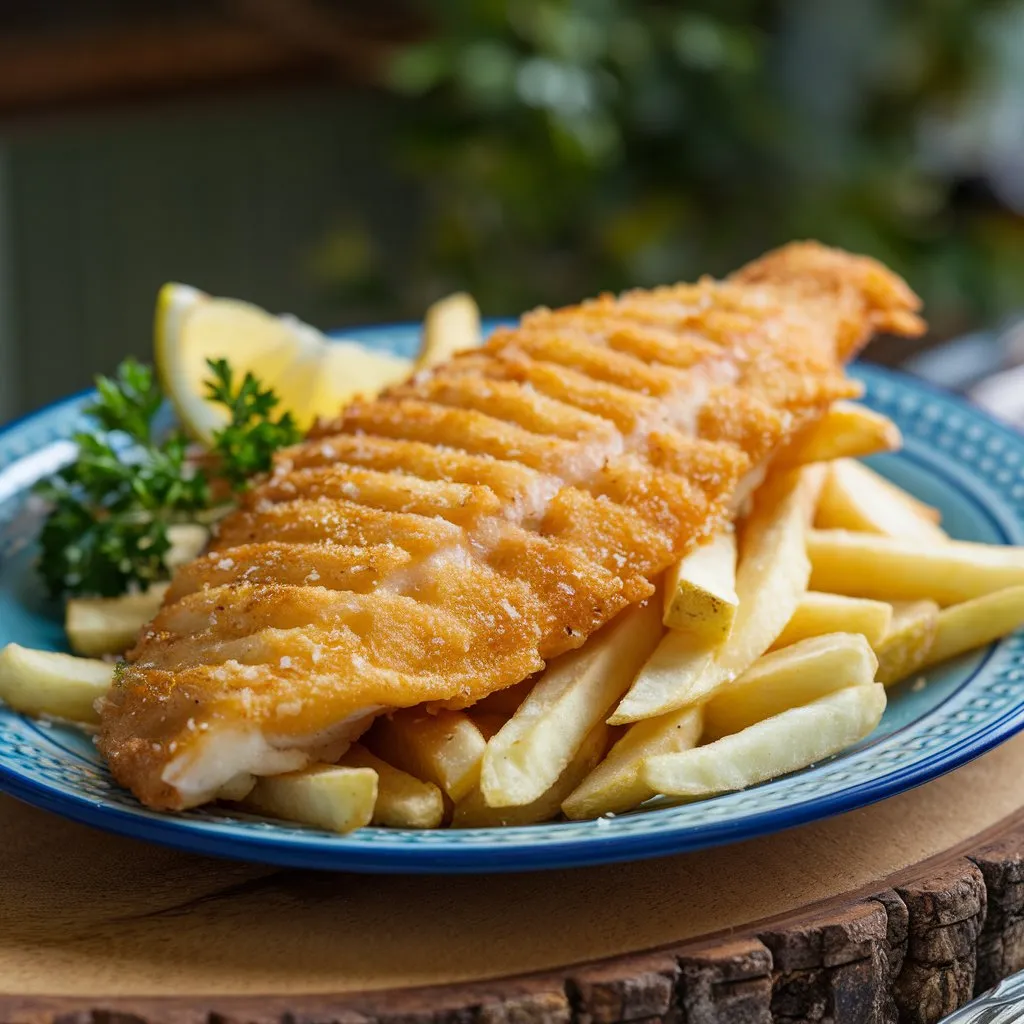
left=99, top=242, right=924, bottom=810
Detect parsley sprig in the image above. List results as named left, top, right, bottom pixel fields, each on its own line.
left=36, top=357, right=299, bottom=598
left=204, top=359, right=301, bottom=489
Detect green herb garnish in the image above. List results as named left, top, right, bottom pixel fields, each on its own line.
left=36, top=356, right=298, bottom=598
left=204, top=358, right=301, bottom=490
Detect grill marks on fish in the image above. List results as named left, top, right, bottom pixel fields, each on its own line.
left=214, top=499, right=462, bottom=554
left=254, top=465, right=504, bottom=526
left=445, top=354, right=662, bottom=436
left=489, top=328, right=682, bottom=395
left=337, top=398, right=582, bottom=476
left=389, top=374, right=616, bottom=442
left=131, top=583, right=542, bottom=693
left=99, top=242, right=926, bottom=809
left=522, top=315, right=723, bottom=372
left=165, top=542, right=412, bottom=602
left=278, top=434, right=547, bottom=509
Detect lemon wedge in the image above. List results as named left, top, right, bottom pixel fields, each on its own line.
left=154, top=284, right=412, bottom=441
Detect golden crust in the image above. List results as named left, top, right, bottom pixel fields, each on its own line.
left=99, top=242, right=924, bottom=809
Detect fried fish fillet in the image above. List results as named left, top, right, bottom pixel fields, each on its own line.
left=99, top=242, right=924, bottom=810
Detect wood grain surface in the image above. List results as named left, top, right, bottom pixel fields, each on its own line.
left=6, top=732, right=1024, bottom=1024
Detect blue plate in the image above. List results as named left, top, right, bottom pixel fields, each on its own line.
left=2, top=323, right=1024, bottom=874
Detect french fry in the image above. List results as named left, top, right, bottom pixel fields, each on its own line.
left=611, top=467, right=822, bottom=724
left=215, top=774, right=257, bottom=802
left=920, top=585, right=1024, bottom=670
left=417, top=292, right=483, bottom=369
left=702, top=633, right=878, bottom=742
left=166, top=523, right=211, bottom=567
left=0, top=644, right=113, bottom=723
left=341, top=743, right=445, bottom=829
left=64, top=523, right=206, bottom=657
left=480, top=598, right=664, bottom=807
left=242, top=765, right=377, bottom=834
left=662, top=528, right=738, bottom=642
left=608, top=632, right=713, bottom=727
left=770, top=592, right=893, bottom=650
left=643, top=685, right=887, bottom=799
left=815, top=459, right=947, bottom=543
left=367, top=709, right=488, bottom=803
left=873, top=600, right=939, bottom=685
left=562, top=706, right=702, bottom=820
left=807, top=530, right=1024, bottom=605
left=777, top=401, right=902, bottom=466
left=66, top=583, right=170, bottom=658
left=453, top=723, right=609, bottom=827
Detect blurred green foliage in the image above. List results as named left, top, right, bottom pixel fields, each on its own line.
left=333, top=0, right=1024, bottom=337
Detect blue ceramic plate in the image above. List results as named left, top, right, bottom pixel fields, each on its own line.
left=2, top=323, right=1023, bottom=874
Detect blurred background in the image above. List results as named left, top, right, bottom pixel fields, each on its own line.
left=2, top=0, right=1024, bottom=424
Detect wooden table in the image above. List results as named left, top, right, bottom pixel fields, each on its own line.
left=5, top=733, right=1024, bottom=1024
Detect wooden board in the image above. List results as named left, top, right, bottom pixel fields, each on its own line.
left=6, top=733, right=1024, bottom=1024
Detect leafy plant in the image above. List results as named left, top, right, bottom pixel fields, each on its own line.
left=37, top=358, right=300, bottom=598
left=326, top=1, right=1024, bottom=338
left=204, top=359, right=302, bottom=490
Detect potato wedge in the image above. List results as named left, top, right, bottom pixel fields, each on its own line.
left=807, top=530, right=1024, bottom=605
left=777, top=401, right=902, bottom=466
left=873, top=600, right=939, bottom=685
left=815, top=459, right=947, bottom=543
left=562, top=707, right=702, bottom=820
left=66, top=583, right=170, bottom=658
left=770, top=592, right=893, bottom=650
left=367, top=709, right=488, bottom=803
left=702, top=633, right=878, bottom=742
left=662, top=528, right=738, bottom=642
left=417, top=292, right=483, bottom=369
left=341, top=743, right=445, bottom=829
left=481, top=598, right=663, bottom=807
left=921, top=585, right=1024, bottom=669
left=454, top=723, right=609, bottom=828
left=0, top=644, right=113, bottom=723
left=242, top=765, right=377, bottom=834
left=612, top=467, right=822, bottom=724
left=643, top=684, right=886, bottom=799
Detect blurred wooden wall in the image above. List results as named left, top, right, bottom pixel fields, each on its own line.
left=0, top=1, right=419, bottom=423
left=0, top=89, right=416, bottom=422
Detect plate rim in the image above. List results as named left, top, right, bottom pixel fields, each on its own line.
left=1, top=343, right=1023, bottom=873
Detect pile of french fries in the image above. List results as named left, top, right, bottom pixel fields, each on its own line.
left=3, top=297, right=1024, bottom=837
